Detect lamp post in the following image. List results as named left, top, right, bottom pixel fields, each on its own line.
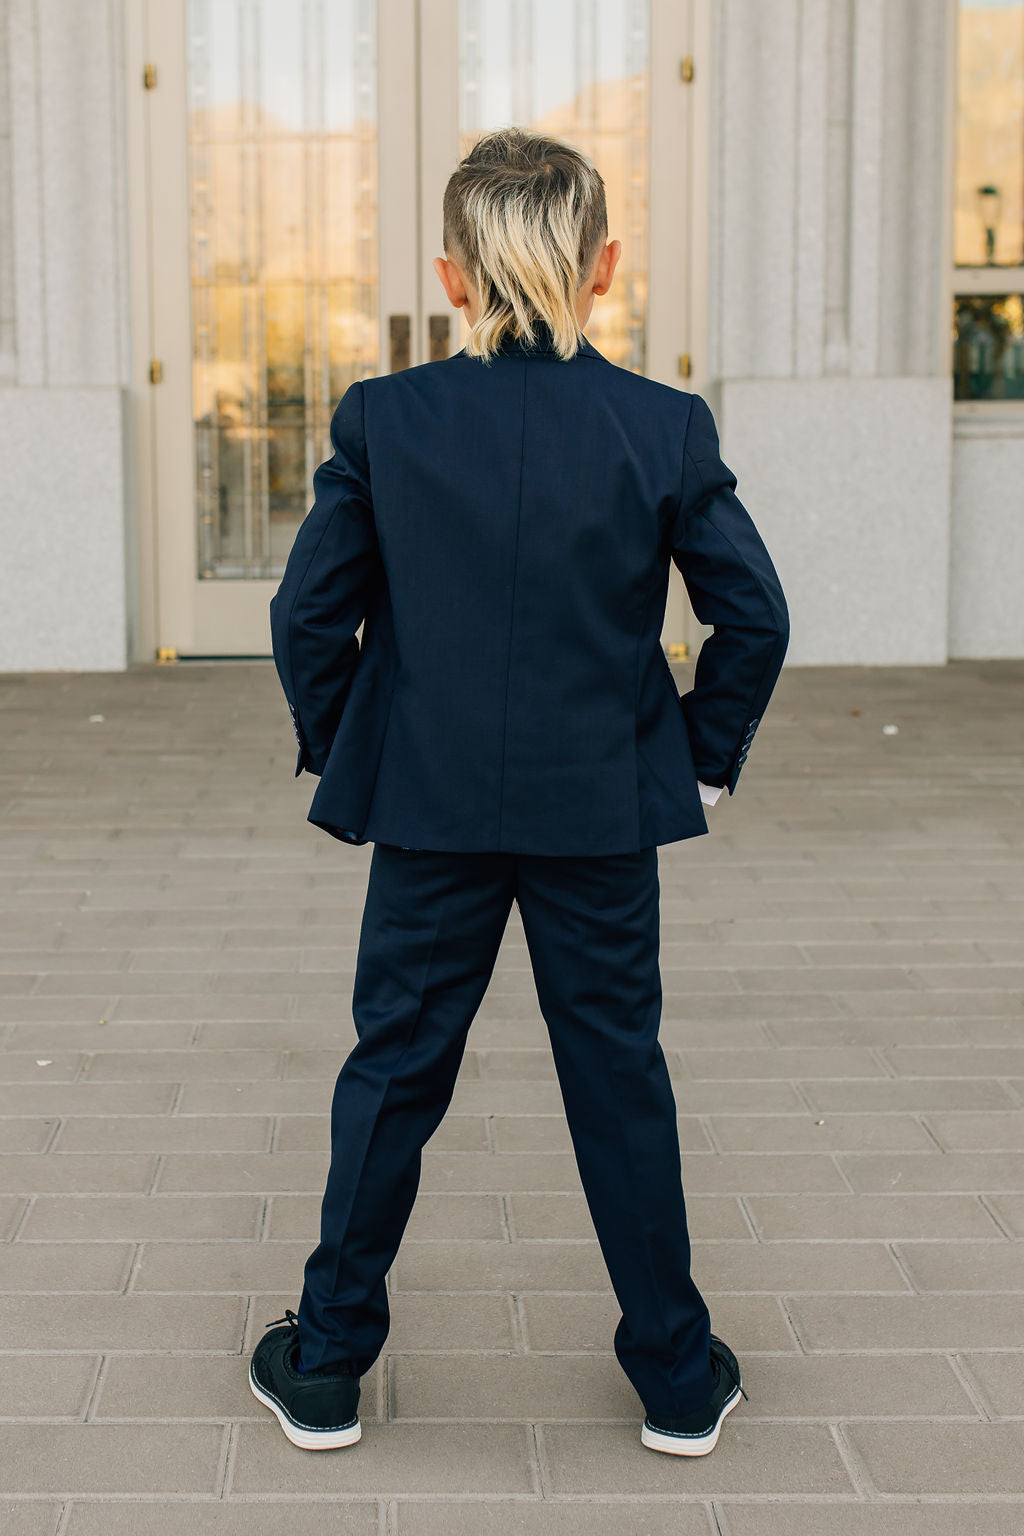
left=977, top=184, right=1001, bottom=265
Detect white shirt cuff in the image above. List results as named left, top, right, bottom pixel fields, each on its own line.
left=698, top=780, right=725, bottom=807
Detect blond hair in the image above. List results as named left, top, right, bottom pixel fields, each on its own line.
left=442, top=127, right=608, bottom=363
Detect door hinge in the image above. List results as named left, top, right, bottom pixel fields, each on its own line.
left=678, top=352, right=692, bottom=379
left=149, top=359, right=163, bottom=384
left=680, top=56, right=694, bottom=83
left=143, top=62, right=157, bottom=89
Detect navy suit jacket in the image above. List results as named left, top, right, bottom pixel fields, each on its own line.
left=270, top=327, right=789, bottom=855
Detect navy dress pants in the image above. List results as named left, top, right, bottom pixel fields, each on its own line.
left=295, top=842, right=716, bottom=1416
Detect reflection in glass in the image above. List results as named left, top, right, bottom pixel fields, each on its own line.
left=954, top=294, right=1024, bottom=398
left=457, top=0, right=650, bottom=372
left=187, top=0, right=378, bottom=581
left=955, top=1, right=1024, bottom=267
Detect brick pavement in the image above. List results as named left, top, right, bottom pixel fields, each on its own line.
left=0, top=658, right=1022, bottom=1533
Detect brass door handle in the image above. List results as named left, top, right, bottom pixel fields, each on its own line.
left=429, top=314, right=450, bottom=362
left=389, top=314, right=411, bottom=373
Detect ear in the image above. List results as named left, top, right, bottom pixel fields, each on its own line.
left=433, top=255, right=470, bottom=310
left=591, top=239, right=622, bottom=298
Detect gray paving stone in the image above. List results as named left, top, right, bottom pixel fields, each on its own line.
left=746, top=1193, right=1004, bottom=1240
left=417, top=1153, right=583, bottom=1194
left=924, top=1111, right=1024, bottom=1151
left=541, top=1422, right=855, bottom=1495
left=847, top=1421, right=1024, bottom=1494
left=155, top=1151, right=330, bottom=1193
left=194, top=1019, right=355, bottom=1051
left=691, top=1241, right=908, bottom=1294
left=491, top=1114, right=712, bottom=1153
left=737, top=1352, right=976, bottom=1419
left=0, top=1423, right=225, bottom=1493
left=840, top=1151, right=1024, bottom=1192
left=0, top=1505, right=61, bottom=1536
left=392, top=1505, right=712, bottom=1536
left=668, top=1153, right=850, bottom=1195
left=266, top=1191, right=505, bottom=1242
left=718, top=1505, right=1024, bottom=1535
left=767, top=1017, right=968, bottom=1046
left=274, top=1112, right=487, bottom=1153
left=21, top=1194, right=263, bottom=1242
left=657, top=1021, right=777, bottom=1049
left=0, top=1294, right=247, bottom=1352
left=800, top=1077, right=1018, bottom=1111
left=884, top=1047, right=1024, bottom=1077
left=668, top=1080, right=809, bottom=1113
left=680, top=1047, right=886, bottom=1079
left=847, top=991, right=1024, bottom=1017
left=707, top=1112, right=935, bottom=1152
left=478, top=1051, right=559, bottom=1080
left=986, top=1193, right=1024, bottom=1237
left=0, top=1083, right=177, bottom=1116
left=178, top=1081, right=340, bottom=1116
left=0, top=1053, right=85, bottom=1082
left=54, top=1115, right=273, bottom=1153
left=0, top=1241, right=133, bottom=1292
left=519, top=1293, right=799, bottom=1354
left=508, top=1192, right=751, bottom=1241
left=364, top=1293, right=516, bottom=1354
left=0, top=1355, right=100, bottom=1418
left=130, top=948, right=299, bottom=972
left=8, top=1022, right=198, bottom=1052
left=0, top=1194, right=26, bottom=1238
left=391, top=1353, right=638, bottom=1421
left=0, top=1117, right=56, bottom=1153
left=392, top=1242, right=612, bottom=1295
left=132, top=1240, right=310, bottom=1293
left=231, top=1420, right=537, bottom=1495
left=960, top=1350, right=1024, bottom=1415
left=82, top=1050, right=282, bottom=1081
left=893, top=1240, right=1024, bottom=1292
left=64, top=1506, right=379, bottom=1536
left=94, top=1353, right=381, bottom=1423
left=0, top=1154, right=156, bottom=1194
left=787, top=1293, right=1024, bottom=1351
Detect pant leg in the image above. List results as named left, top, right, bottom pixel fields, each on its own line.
left=297, top=843, right=515, bottom=1373
left=514, top=846, right=715, bottom=1417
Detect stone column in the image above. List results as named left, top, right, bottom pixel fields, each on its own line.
left=707, top=0, right=953, bottom=664
left=0, top=0, right=130, bottom=671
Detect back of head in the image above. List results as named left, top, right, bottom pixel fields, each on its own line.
left=442, top=127, right=608, bottom=363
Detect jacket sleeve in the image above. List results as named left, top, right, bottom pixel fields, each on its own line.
left=670, top=393, right=790, bottom=794
left=269, top=380, right=384, bottom=777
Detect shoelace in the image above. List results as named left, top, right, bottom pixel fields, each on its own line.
left=265, top=1309, right=357, bottom=1379
left=712, top=1342, right=750, bottom=1402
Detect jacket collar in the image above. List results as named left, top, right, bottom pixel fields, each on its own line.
left=455, top=323, right=605, bottom=362
left=497, top=323, right=603, bottom=360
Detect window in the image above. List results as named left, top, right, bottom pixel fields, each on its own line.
left=954, top=0, right=1024, bottom=401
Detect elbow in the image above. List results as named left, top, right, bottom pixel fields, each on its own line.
left=769, top=582, right=790, bottom=656
left=775, top=601, right=790, bottom=655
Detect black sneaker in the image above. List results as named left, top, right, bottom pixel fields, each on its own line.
left=641, top=1334, right=748, bottom=1456
left=249, top=1309, right=361, bottom=1450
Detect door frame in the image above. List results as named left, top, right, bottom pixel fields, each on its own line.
left=125, top=0, right=713, bottom=660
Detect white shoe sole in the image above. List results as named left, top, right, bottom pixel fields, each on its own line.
left=640, top=1384, right=742, bottom=1457
left=249, top=1365, right=362, bottom=1451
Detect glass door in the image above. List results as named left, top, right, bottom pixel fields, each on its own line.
left=140, top=0, right=704, bottom=656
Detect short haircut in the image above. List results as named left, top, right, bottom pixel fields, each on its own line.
left=442, top=127, right=608, bottom=362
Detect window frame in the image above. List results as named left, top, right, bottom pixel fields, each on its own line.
left=950, top=0, right=1024, bottom=413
